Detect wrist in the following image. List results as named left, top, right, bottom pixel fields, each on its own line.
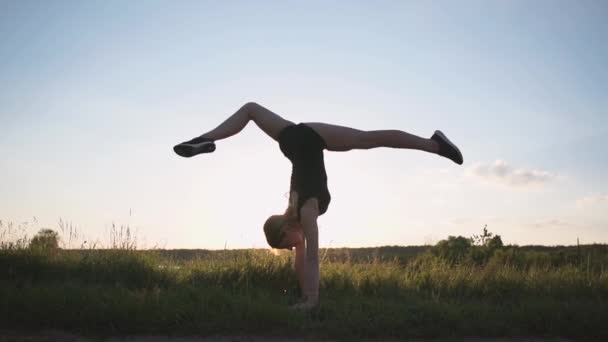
left=304, top=290, right=318, bottom=302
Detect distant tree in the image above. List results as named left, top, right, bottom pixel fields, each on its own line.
left=471, top=224, right=492, bottom=246
left=432, top=226, right=505, bottom=265
left=432, top=236, right=472, bottom=264
left=29, top=229, right=60, bottom=251
left=469, top=225, right=505, bottom=264
left=471, top=225, right=504, bottom=248
left=486, top=235, right=504, bottom=250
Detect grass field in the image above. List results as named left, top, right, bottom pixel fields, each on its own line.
left=1, top=225, right=607, bottom=341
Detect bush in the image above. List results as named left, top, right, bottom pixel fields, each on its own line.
left=29, top=229, right=60, bottom=251
left=431, top=236, right=472, bottom=264
left=486, top=235, right=503, bottom=250
left=432, top=226, right=504, bottom=265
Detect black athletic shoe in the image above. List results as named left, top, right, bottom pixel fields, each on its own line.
left=431, top=130, right=463, bottom=165
left=173, top=136, right=216, bottom=158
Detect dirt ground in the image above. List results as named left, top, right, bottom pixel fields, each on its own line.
left=0, top=330, right=577, bottom=342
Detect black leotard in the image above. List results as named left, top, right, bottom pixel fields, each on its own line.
left=278, top=123, right=331, bottom=218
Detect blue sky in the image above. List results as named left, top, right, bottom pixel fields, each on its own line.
left=1, top=0, right=607, bottom=248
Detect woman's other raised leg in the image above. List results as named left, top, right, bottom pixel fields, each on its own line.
left=305, top=122, right=463, bottom=164
left=305, top=122, right=438, bottom=153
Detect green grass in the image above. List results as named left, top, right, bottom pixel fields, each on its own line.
left=2, top=245, right=608, bottom=340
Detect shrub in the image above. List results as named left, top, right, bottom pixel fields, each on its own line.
left=29, top=229, right=60, bottom=251
left=431, top=236, right=472, bottom=264
left=432, top=226, right=504, bottom=265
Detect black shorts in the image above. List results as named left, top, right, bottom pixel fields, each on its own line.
left=278, top=123, right=331, bottom=217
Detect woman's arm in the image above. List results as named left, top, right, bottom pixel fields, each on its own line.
left=294, top=241, right=306, bottom=296
left=296, top=198, right=320, bottom=308
left=285, top=191, right=307, bottom=296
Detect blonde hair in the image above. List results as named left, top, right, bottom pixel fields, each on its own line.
left=263, top=214, right=291, bottom=250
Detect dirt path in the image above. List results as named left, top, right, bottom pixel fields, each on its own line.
left=0, top=330, right=577, bottom=342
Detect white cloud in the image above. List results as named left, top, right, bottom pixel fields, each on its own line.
left=466, top=160, right=554, bottom=188
left=576, top=194, right=608, bottom=209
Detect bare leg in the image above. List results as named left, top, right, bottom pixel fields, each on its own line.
left=201, top=102, right=294, bottom=142
left=305, top=122, right=440, bottom=154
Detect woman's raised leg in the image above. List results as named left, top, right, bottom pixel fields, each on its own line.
left=174, top=102, right=294, bottom=157
left=305, top=122, right=438, bottom=153
left=201, top=102, right=294, bottom=142
left=305, top=122, right=463, bottom=164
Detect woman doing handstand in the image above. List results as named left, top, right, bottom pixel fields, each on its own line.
left=173, top=102, right=463, bottom=309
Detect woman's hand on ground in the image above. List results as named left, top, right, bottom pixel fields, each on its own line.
left=289, top=299, right=318, bottom=311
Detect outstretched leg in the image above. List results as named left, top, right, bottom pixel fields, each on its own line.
left=174, top=102, right=294, bottom=157
left=305, top=122, right=438, bottom=153
left=305, top=122, right=463, bottom=164
left=201, top=102, right=294, bottom=142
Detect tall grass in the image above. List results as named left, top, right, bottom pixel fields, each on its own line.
left=1, top=221, right=607, bottom=339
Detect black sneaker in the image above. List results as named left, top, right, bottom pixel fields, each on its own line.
left=431, top=130, right=463, bottom=165
left=173, top=136, right=216, bottom=158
